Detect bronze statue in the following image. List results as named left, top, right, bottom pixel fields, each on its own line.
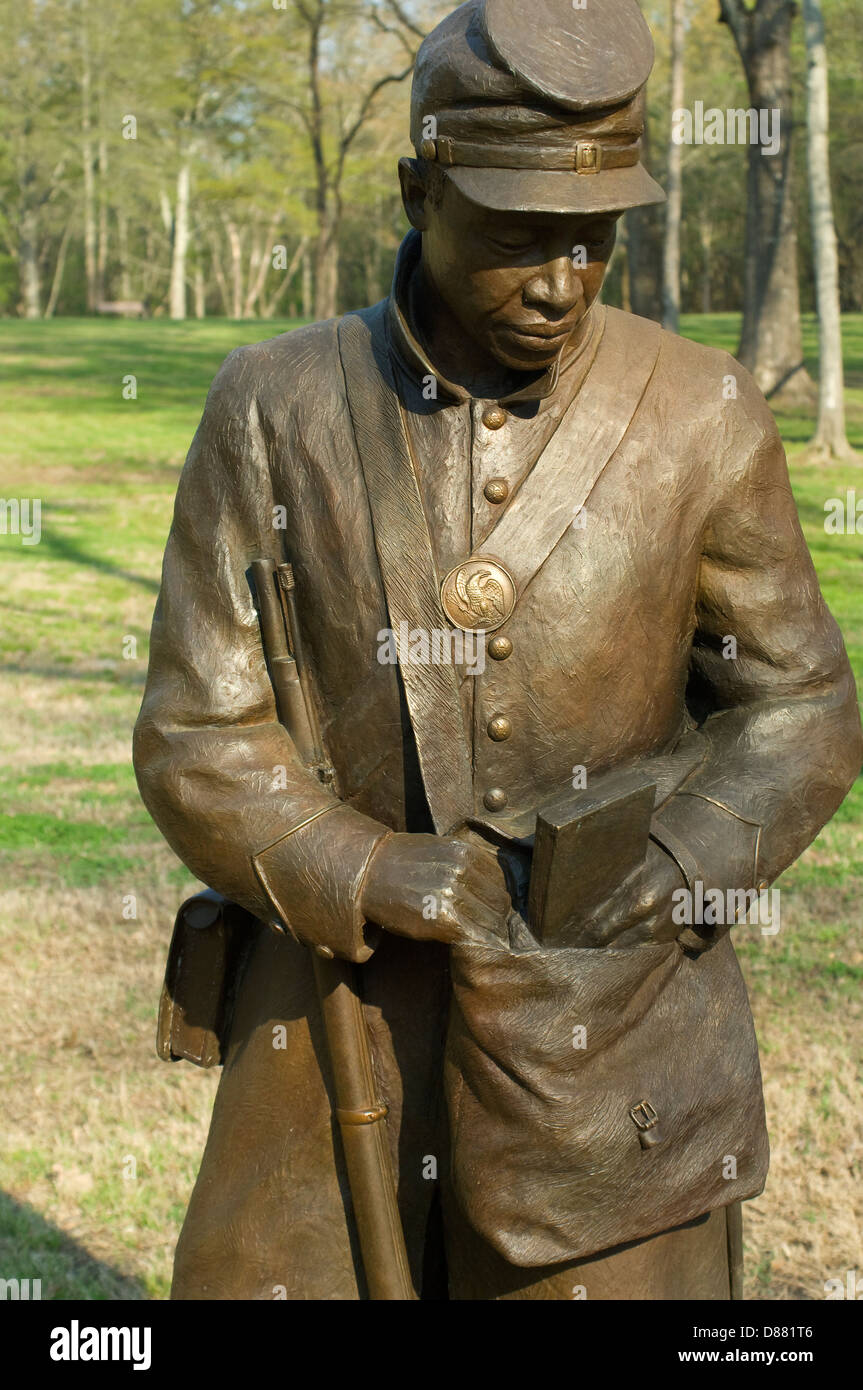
left=134, top=0, right=862, bottom=1300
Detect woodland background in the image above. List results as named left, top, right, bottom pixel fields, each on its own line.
left=0, top=0, right=861, bottom=1301
left=2, top=0, right=860, bottom=330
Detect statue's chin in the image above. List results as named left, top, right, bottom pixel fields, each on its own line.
left=481, top=323, right=571, bottom=375
left=489, top=343, right=560, bottom=374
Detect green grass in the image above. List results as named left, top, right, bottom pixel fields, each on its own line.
left=680, top=311, right=863, bottom=455
left=0, top=312, right=861, bottom=1300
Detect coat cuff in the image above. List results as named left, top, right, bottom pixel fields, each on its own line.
left=650, top=791, right=764, bottom=953
left=251, top=805, right=391, bottom=963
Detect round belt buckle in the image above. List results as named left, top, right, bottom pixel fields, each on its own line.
left=440, top=556, right=516, bottom=633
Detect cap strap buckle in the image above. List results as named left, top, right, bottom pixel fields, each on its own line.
left=575, top=140, right=602, bottom=174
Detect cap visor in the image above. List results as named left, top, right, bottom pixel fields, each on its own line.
left=445, top=163, right=666, bottom=215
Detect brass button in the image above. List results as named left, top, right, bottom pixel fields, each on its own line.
left=316, top=945, right=335, bottom=960
left=488, top=636, right=513, bottom=661
left=487, top=715, right=512, bottom=742
left=757, top=880, right=769, bottom=894
left=483, top=477, right=509, bottom=504
left=483, top=787, right=508, bottom=812
left=482, top=405, right=507, bottom=430
left=420, top=138, right=437, bottom=161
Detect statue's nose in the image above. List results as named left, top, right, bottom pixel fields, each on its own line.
left=523, top=257, right=583, bottom=315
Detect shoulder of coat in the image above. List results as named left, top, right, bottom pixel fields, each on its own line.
left=604, top=307, right=774, bottom=443
left=218, top=316, right=342, bottom=390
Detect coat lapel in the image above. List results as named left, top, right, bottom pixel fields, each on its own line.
left=339, top=308, right=474, bottom=835
left=475, top=309, right=662, bottom=593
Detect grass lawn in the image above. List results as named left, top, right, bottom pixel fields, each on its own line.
left=0, top=311, right=861, bottom=1300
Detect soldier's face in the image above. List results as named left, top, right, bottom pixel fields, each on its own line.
left=406, top=171, right=619, bottom=373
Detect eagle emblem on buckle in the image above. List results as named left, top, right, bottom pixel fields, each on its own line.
left=440, top=557, right=516, bottom=633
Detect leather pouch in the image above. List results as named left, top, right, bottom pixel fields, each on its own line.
left=444, top=930, right=769, bottom=1267
left=157, top=891, right=259, bottom=1068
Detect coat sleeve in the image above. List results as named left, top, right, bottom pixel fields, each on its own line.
left=651, top=372, right=862, bottom=923
left=133, top=346, right=390, bottom=964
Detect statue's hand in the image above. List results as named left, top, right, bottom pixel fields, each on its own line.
left=360, top=833, right=511, bottom=945
left=566, top=841, right=689, bottom=949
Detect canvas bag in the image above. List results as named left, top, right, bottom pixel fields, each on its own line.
left=443, top=928, right=769, bottom=1267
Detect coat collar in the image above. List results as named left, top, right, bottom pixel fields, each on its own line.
left=386, top=230, right=599, bottom=407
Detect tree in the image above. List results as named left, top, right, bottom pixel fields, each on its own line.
left=279, top=1, right=424, bottom=320
left=623, top=109, right=664, bottom=322
left=801, top=0, right=856, bottom=462
left=0, top=0, right=75, bottom=318
left=662, top=0, right=686, bottom=332
left=718, top=0, right=813, bottom=401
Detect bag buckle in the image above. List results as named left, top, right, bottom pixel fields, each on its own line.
left=630, top=1099, right=664, bottom=1149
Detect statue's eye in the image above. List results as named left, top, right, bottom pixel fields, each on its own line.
left=488, top=235, right=534, bottom=255
left=582, top=222, right=614, bottom=246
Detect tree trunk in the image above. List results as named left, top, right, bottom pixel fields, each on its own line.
left=44, top=224, right=71, bottom=318
left=625, top=106, right=663, bottom=322
left=142, top=226, right=161, bottom=304
left=261, top=236, right=311, bottom=318
left=81, top=1, right=97, bottom=312
left=617, top=218, right=632, bottom=313
left=699, top=209, right=714, bottom=314
left=720, top=0, right=814, bottom=401
left=194, top=264, right=206, bottom=319
left=97, top=132, right=109, bottom=304
left=224, top=217, right=244, bottom=319
left=244, top=217, right=280, bottom=317
left=301, top=244, right=313, bottom=319
left=208, top=233, right=232, bottom=317
left=663, top=0, right=685, bottom=333
left=801, top=0, right=856, bottom=461
left=19, top=202, right=42, bottom=319
left=117, top=210, right=133, bottom=301
left=169, top=162, right=190, bottom=320
left=314, top=204, right=339, bottom=320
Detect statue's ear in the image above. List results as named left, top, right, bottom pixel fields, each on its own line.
left=399, top=158, right=430, bottom=231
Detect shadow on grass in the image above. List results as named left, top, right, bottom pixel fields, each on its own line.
left=34, top=525, right=160, bottom=595
left=0, top=1191, right=149, bottom=1300
left=0, top=663, right=146, bottom=686
left=0, top=318, right=305, bottom=409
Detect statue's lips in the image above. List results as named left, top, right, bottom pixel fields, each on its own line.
left=505, top=323, right=575, bottom=345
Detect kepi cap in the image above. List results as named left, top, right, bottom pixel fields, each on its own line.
left=410, top=0, right=665, bottom=215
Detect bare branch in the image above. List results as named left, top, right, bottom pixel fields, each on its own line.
left=370, top=11, right=416, bottom=59
left=718, top=0, right=752, bottom=50
left=338, top=62, right=414, bottom=168
left=383, top=0, right=426, bottom=40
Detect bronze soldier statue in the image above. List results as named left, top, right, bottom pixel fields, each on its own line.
left=134, top=0, right=862, bottom=1300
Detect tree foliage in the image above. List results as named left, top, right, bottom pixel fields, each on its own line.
left=0, top=0, right=859, bottom=320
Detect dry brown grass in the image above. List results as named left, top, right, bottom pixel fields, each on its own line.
left=0, top=884, right=217, bottom=1298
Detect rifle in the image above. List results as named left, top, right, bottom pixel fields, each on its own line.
left=251, top=558, right=415, bottom=1302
